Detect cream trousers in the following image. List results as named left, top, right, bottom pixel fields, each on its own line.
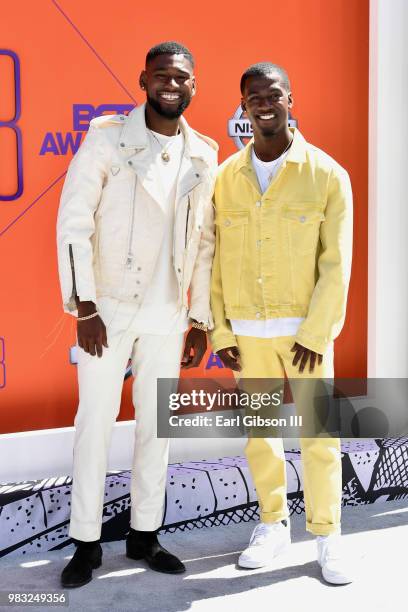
left=236, top=335, right=342, bottom=536
left=69, top=299, right=184, bottom=541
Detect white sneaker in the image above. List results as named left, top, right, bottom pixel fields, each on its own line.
left=238, top=520, right=291, bottom=569
left=317, top=534, right=354, bottom=584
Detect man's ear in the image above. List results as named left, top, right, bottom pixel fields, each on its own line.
left=191, top=76, right=196, bottom=97
left=139, top=70, right=147, bottom=91
left=288, top=91, right=293, bottom=109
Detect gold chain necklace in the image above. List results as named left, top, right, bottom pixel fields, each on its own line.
left=149, top=129, right=179, bottom=163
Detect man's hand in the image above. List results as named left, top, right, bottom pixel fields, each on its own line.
left=181, top=327, right=207, bottom=369
left=291, top=342, right=322, bottom=373
left=217, top=346, right=242, bottom=371
left=76, top=300, right=108, bottom=358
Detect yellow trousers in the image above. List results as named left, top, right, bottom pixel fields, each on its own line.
left=236, top=335, right=341, bottom=536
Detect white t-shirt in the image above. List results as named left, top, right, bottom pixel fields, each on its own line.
left=230, top=145, right=304, bottom=339
left=97, top=129, right=189, bottom=336
left=251, top=145, right=288, bottom=192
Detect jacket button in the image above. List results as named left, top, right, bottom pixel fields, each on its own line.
left=224, top=219, right=231, bottom=227
left=195, top=173, right=200, bottom=178
left=137, top=267, right=141, bottom=271
left=177, top=268, right=181, bottom=273
left=120, top=142, right=125, bottom=147
left=136, top=280, right=140, bottom=285
left=256, top=312, right=261, bottom=318
left=257, top=278, right=263, bottom=284
left=134, top=294, right=138, bottom=298
left=256, top=201, right=262, bottom=207
left=299, top=215, right=306, bottom=223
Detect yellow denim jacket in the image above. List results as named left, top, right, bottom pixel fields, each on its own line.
left=210, top=128, right=353, bottom=355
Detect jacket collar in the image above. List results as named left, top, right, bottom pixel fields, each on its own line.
left=234, top=127, right=308, bottom=174
left=119, top=103, right=212, bottom=164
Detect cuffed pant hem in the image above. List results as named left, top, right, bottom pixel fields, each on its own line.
left=130, top=518, right=163, bottom=532
left=260, top=511, right=289, bottom=524
left=306, top=522, right=341, bottom=536
left=69, top=523, right=101, bottom=542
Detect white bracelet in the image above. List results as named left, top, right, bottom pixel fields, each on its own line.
left=77, top=311, right=99, bottom=322
left=191, top=320, right=208, bottom=332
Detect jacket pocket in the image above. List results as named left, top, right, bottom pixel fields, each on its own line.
left=185, top=195, right=192, bottom=248
left=282, top=204, right=325, bottom=255
left=68, top=244, right=77, bottom=302
left=215, top=210, right=249, bottom=306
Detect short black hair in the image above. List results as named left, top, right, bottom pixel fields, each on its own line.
left=240, top=62, right=290, bottom=94
left=146, top=41, right=194, bottom=68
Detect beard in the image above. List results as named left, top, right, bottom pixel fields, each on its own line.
left=147, top=93, right=191, bottom=119
left=256, top=116, right=287, bottom=139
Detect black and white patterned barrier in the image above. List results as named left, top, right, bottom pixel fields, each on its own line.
left=1, top=438, right=407, bottom=558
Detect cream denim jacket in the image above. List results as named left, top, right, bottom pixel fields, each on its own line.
left=57, top=104, right=218, bottom=327
left=210, top=128, right=353, bottom=354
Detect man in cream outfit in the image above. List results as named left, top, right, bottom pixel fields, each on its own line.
left=56, top=42, right=217, bottom=588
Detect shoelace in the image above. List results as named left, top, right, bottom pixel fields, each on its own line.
left=249, top=522, right=284, bottom=547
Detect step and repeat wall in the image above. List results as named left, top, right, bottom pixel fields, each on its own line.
left=0, top=0, right=368, bottom=433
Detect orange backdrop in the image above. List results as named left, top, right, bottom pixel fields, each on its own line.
left=0, top=0, right=368, bottom=434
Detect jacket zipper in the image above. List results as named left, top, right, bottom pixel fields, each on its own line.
left=185, top=196, right=191, bottom=248
left=68, top=244, right=77, bottom=300
left=126, top=175, right=137, bottom=269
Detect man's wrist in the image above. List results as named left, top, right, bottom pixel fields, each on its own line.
left=76, top=299, right=97, bottom=317
left=191, top=320, right=208, bottom=332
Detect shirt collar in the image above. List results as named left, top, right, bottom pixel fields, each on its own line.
left=234, top=127, right=308, bottom=173
left=120, top=103, right=212, bottom=162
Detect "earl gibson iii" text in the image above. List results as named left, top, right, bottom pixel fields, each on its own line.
left=168, top=414, right=303, bottom=428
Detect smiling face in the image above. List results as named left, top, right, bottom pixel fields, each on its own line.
left=241, top=73, right=293, bottom=138
left=140, top=53, right=196, bottom=120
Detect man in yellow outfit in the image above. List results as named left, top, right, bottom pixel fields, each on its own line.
left=210, top=63, right=353, bottom=584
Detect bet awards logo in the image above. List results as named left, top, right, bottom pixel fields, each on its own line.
left=228, top=106, right=298, bottom=150
left=40, top=104, right=134, bottom=156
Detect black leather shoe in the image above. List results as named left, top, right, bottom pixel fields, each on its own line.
left=61, top=540, right=102, bottom=588
left=126, top=528, right=185, bottom=574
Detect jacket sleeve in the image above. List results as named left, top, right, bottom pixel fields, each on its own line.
left=188, top=174, right=216, bottom=329
left=294, top=166, right=353, bottom=354
left=209, top=197, right=238, bottom=353
left=56, top=124, right=107, bottom=315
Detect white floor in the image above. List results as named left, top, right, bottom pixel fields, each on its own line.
left=0, top=500, right=407, bottom=612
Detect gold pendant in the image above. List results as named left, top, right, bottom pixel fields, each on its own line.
left=161, top=151, right=170, bottom=163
